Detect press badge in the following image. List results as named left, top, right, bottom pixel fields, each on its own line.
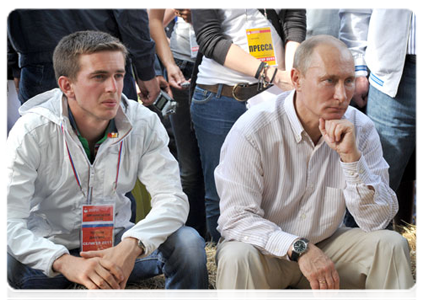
left=81, top=203, right=115, bottom=252
left=246, top=27, right=277, bottom=66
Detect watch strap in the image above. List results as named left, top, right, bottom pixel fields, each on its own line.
left=291, top=250, right=300, bottom=262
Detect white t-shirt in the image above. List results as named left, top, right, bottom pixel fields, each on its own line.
left=197, top=9, right=284, bottom=86
left=169, top=17, right=197, bottom=63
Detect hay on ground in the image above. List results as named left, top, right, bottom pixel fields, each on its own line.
left=17, top=221, right=420, bottom=300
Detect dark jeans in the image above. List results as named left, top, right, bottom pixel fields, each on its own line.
left=169, top=58, right=207, bottom=239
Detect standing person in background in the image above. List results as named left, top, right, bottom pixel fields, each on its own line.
left=149, top=9, right=207, bottom=239
left=190, top=9, right=306, bottom=242
left=339, top=9, right=416, bottom=226
left=306, top=9, right=340, bottom=39
left=7, top=9, right=160, bottom=105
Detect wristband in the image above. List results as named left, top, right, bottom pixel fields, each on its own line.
left=255, top=62, right=267, bottom=79
left=270, top=68, right=278, bottom=84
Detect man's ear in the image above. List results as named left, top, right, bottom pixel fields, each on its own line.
left=291, top=68, right=302, bottom=91
left=58, top=76, right=74, bottom=99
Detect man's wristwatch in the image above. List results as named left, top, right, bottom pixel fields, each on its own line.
left=137, top=239, right=146, bottom=255
left=290, top=238, right=309, bottom=262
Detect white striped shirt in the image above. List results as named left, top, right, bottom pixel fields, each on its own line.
left=407, top=8, right=420, bottom=55
left=215, top=90, right=398, bottom=259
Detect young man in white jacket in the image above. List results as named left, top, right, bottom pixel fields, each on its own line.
left=7, top=30, right=208, bottom=289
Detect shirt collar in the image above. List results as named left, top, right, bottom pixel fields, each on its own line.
left=61, top=93, right=133, bottom=145
left=67, top=103, right=117, bottom=140
left=283, top=90, right=305, bottom=143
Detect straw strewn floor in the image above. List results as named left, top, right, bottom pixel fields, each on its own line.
left=14, top=223, right=420, bottom=300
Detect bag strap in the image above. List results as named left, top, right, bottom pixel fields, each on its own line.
left=258, top=9, right=285, bottom=44
left=189, top=51, right=203, bottom=102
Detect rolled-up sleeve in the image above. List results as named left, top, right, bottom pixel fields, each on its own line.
left=191, top=9, right=232, bottom=65
left=283, top=9, right=307, bottom=43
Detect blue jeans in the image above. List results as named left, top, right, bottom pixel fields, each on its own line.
left=8, top=226, right=208, bottom=289
left=169, top=59, right=206, bottom=238
left=366, top=56, right=416, bottom=191
left=190, top=85, right=247, bottom=242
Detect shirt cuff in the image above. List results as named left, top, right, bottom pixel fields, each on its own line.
left=133, top=59, right=156, bottom=81
left=340, top=155, right=373, bottom=185
left=355, top=66, right=368, bottom=77
left=47, top=248, right=70, bottom=278
left=264, top=230, right=298, bottom=259
left=353, top=56, right=368, bottom=77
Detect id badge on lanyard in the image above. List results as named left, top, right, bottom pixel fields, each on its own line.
left=61, top=123, right=123, bottom=252
left=246, top=27, right=277, bottom=66
left=81, top=202, right=115, bottom=252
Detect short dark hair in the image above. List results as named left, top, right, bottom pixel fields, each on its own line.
left=293, top=35, right=350, bottom=74
left=53, top=30, right=128, bottom=81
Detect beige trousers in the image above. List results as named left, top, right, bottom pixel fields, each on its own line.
left=216, top=228, right=414, bottom=289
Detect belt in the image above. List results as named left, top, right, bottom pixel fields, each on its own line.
left=197, top=83, right=273, bottom=102
left=405, top=54, right=420, bottom=65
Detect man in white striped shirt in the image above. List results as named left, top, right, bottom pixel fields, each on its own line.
left=214, top=35, right=414, bottom=289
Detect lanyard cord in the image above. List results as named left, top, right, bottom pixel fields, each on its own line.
left=61, top=123, right=123, bottom=202
left=114, top=141, right=124, bottom=192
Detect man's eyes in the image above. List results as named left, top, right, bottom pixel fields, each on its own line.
left=92, top=73, right=124, bottom=80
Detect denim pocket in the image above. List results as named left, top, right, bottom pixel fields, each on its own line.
left=191, top=86, right=214, bottom=104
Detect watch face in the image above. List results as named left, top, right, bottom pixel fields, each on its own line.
left=294, top=240, right=307, bottom=253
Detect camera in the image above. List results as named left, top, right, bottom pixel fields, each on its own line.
left=153, top=90, right=178, bottom=117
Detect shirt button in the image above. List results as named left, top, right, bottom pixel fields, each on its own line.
left=243, top=236, right=249, bottom=241
left=301, top=213, right=306, bottom=220
left=359, top=168, right=364, bottom=174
